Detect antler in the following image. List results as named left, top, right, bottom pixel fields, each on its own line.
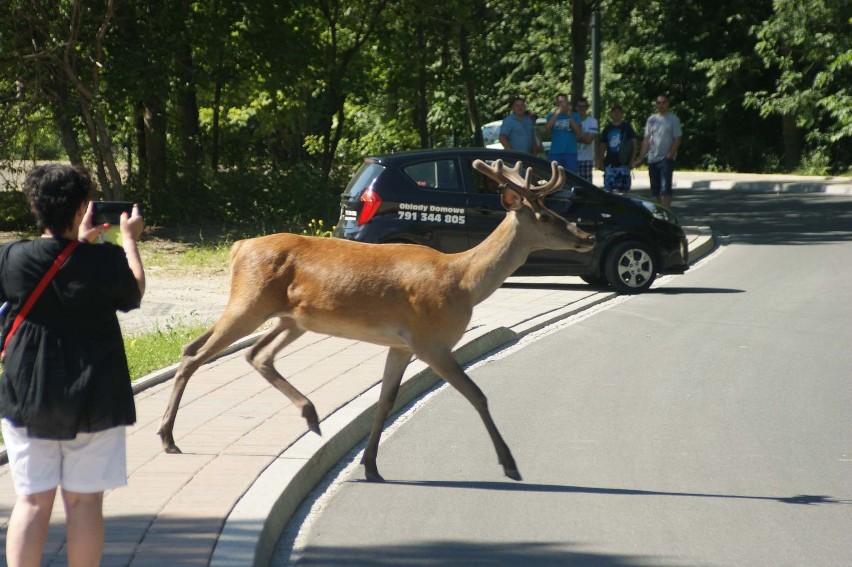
left=473, top=159, right=565, bottom=200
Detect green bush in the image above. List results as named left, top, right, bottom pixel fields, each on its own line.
left=0, top=191, right=34, bottom=231
left=126, top=162, right=347, bottom=230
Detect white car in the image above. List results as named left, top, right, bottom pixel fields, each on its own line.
left=481, top=118, right=551, bottom=156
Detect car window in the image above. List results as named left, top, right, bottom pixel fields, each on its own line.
left=402, top=159, right=462, bottom=192
left=343, top=162, right=384, bottom=198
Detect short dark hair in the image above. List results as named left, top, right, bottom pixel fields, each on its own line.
left=24, top=164, right=93, bottom=236
left=611, top=104, right=623, bottom=112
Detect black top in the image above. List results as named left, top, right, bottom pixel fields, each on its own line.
left=601, top=122, right=637, bottom=167
left=0, top=237, right=141, bottom=439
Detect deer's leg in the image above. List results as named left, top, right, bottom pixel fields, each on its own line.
left=419, top=349, right=522, bottom=481
left=244, top=318, right=318, bottom=433
left=361, top=347, right=413, bottom=482
left=158, top=310, right=265, bottom=453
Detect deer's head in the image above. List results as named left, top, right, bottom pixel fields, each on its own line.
left=473, top=159, right=595, bottom=253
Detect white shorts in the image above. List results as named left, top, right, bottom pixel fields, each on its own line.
left=2, top=419, right=127, bottom=495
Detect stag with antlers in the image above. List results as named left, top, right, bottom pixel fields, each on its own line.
left=157, top=159, right=594, bottom=482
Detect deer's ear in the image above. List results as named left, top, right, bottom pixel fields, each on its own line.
left=500, top=187, right=524, bottom=211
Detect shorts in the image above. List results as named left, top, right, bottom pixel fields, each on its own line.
left=547, top=152, right=578, bottom=174
left=2, top=419, right=127, bottom=495
left=604, top=165, right=632, bottom=192
left=648, top=158, right=675, bottom=197
left=577, top=160, right=593, bottom=183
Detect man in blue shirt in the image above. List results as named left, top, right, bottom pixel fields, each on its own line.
left=498, top=97, right=540, bottom=154
left=544, top=93, right=582, bottom=173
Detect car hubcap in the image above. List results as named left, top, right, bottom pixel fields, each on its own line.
left=617, top=249, right=653, bottom=287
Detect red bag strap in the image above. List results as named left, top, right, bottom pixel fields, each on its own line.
left=1, top=239, right=81, bottom=358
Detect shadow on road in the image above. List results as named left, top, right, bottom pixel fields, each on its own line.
left=292, top=539, right=675, bottom=566
left=372, top=479, right=846, bottom=507
left=501, top=282, right=597, bottom=291
left=647, top=286, right=744, bottom=295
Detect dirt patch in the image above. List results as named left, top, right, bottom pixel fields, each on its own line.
left=1, top=229, right=233, bottom=336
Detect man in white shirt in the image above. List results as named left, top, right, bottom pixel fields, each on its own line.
left=635, top=94, right=682, bottom=207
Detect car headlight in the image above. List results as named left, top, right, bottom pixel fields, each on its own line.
left=641, top=201, right=679, bottom=224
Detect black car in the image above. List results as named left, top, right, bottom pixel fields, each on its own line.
left=332, top=148, right=688, bottom=294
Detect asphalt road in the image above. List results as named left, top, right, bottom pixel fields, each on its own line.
left=276, top=190, right=852, bottom=566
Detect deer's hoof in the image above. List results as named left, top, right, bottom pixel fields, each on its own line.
left=164, top=443, right=183, bottom=454
left=364, top=468, right=385, bottom=483
left=302, top=404, right=322, bottom=435
left=158, top=429, right=182, bottom=454
left=504, top=467, right=522, bottom=482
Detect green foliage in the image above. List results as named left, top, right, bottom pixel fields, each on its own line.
left=0, top=191, right=34, bottom=231
left=746, top=0, right=852, bottom=171
left=1, top=0, right=849, bottom=208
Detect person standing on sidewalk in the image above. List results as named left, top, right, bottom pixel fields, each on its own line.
left=544, top=93, right=582, bottom=173
left=599, top=104, right=638, bottom=193
left=635, top=94, right=682, bottom=207
left=575, top=97, right=599, bottom=183
left=498, top=97, right=541, bottom=155
left=0, top=164, right=145, bottom=567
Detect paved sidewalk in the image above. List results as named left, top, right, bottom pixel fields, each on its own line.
left=0, top=226, right=716, bottom=567
left=600, top=169, right=852, bottom=195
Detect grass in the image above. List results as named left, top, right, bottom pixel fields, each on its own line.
left=124, top=320, right=210, bottom=380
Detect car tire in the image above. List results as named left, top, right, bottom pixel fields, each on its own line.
left=603, top=240, right=657, bottom=294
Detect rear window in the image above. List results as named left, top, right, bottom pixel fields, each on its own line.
left=402, top=159, right=462, bottom=192
left=343, top=163, right=384, bottom=198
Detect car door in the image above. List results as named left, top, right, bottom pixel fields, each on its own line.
left=463, top=156, right=507, bottom=249
left=397, top=157, right=470, bottom=253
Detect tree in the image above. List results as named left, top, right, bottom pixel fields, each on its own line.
left=4, top=0, right=125, bottom=197
left=747, top=0, right=852, bottom=170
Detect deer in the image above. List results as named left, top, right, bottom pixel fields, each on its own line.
left=157, top=158, right=594, bottom=482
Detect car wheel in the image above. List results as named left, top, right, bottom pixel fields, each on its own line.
left=604, top=241, right=657, bottom=294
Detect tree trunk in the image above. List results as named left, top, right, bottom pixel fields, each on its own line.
left=134, top=102, right=148, bottom=186
left=174, top=0, right=202, bottom=173
left=458, top=23, right=483, bottom=147
left=571, top=0, right=593, bottom=103
left=51, top=75, right=84, bottom=168
left=144, top=97, right=168, bottom=214
left=321, top=76, right=344, bottom=179
left=781, top=114, right=802, bottom=170
left=211, top=79, right=222, bottom=171
left=415, top=24, right=430, bottom=148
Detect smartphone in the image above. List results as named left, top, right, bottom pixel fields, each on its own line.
left=93, top=201, right=134, bottom=225
left=92, top=201, right=134, bottom=246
